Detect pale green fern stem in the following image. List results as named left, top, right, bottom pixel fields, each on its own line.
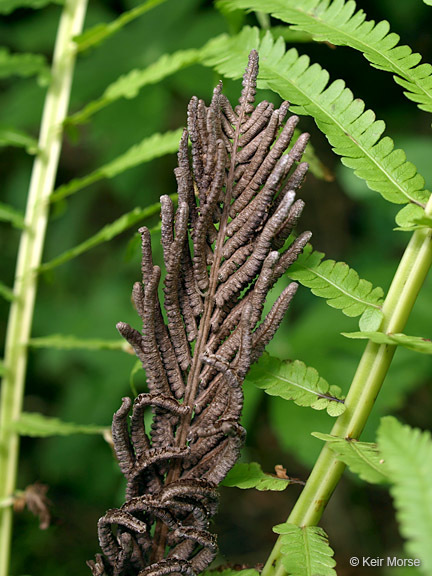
left=0, top=1, right=88, bottom=574
left=255, top=11, right=271, bottom=30
left=263, top=195, right=432, bottom=576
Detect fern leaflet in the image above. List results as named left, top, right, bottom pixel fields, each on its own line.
left=10, top=412, right=108, bottom=437
left=0, top=0, right=62, bottom=14
left=0, top=127, right=39, bottom=154
left=378, top=417, right=432, bottom=574
left=0, top=202, right=25, bottom=229
left=287, top=244, right=384, bottom=321
left=204, top=571, right=259, bottom=576
left=74, top=0, right=167, bottom=52
left=27, top=335, right=128, bottom=352
left=273, top=523, right=337, bottom=576
left=395, top=204, right=432, bottom=230
left=342, top=331, right=432, bottom=354
left=202, top=27, right=430, bottom=207
left=0, top=282, right=15, bottom=303
left=0, top=47, right=49, bottom=83
left=219, top=0, right=432, bottom=115
left=246, top=353, right=345, bottom=416
left=68, top=49, right=200, bottom=124
left=39, top=199, right=172, bottom=271
left=313, top=433, right=388, bottom=484
left=51, top=129, right=183, bottom=202
left=222, top=462, right=290, bottom=491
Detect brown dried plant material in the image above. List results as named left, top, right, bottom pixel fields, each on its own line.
left=88, top=50, right=311, bottom=576
left=274, top=465, right=289, bottom=480
left=13, top=483, right=51, bottom=530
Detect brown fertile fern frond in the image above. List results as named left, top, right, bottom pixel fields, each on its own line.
left=88, top=50, right=311, bottom=576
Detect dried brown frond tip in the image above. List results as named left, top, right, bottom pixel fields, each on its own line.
left=89, top=50, right=311, bottom=576
left=14, top=483, right=51, bottom=530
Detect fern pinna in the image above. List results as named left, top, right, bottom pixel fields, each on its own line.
left=88, top=51, right=310, bottom=576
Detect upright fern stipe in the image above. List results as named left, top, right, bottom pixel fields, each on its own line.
left=88, top=50, right=311, bottom=576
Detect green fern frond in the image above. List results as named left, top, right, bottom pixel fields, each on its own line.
left=204, top=570, right=259, bottom=576
left=27, top=335, right=128, bottom=352
left=342, top=331, right=432, bottom=354
left=395, top=204, right=432, bottom=230
left=269, top=25, right=314, bottom=44
left=313, top=433, right=388, bottom=484
left=10, top=412, right=108, bottom=437
left=0, top=127, right=39, bottom=155
left=222, top=462, right=291, bottom=491
left=0, top=47, right=49, bottom=83
left=68, top=49, right=200, bottom=125
left=273, top=523, right=337, bottom=576
left=378, top=417, right=432, bottom=574
left=202, top=27, right=430, bottom=207
left=0, top=0, right=62, bottom=14
left=51, top=129, right=183, bottom=202
left=39, top=199, right=173, bottom=271
left=291, top=130, right=334, bottom=181
left=219, top=0, right=432, bottom=115
left=0, top=202, right=25, bottom=229
left=246, top=353, right=345, bottom=416
left=74, top=0, right=167, bottom=53
left=0, top=283, right=15, bottom=303
left=287, top=244, right=384, bottom=323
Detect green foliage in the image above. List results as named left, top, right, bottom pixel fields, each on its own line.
left=220, top=0, right=432, bottom=115
left=297, top=131, right=333, bottom=182
left=39, top=200, right=171, bottom=271
left=395, top=204, right=432, bottom=230
left=313, top=433, right=388, bottom=484
left=269, top=25, right=313, bottom=44
left=405, top=212, right=432, bottom=228
left=74, top=0, right=167, bottom=52
left=203, top=26, right=431, bottom=207
left=68, top=49, right=200, bottom=125
left=1, top=1, right=432, bottom=574
left=287, top=244, right=384, bottom=325
left=0, top=283, right=15, bottom=302
left=246, top=353, right=345, bottom=416
left=273, top=523, right=336, bottom=576
left=51, top=129, right=183, bottom=202
left=9, top=412, right=108, bottom=437
left=27, top=335, right=128, bottom=351
left=0, top=127, right=38, bottom=154
left=0, top=48, right=49, bottom=84
left=342, top=331, right=432, bottom=354
left=204, top=570, right=259, bottom=576
left=222, top=462, right=290, bottom=491
left=129, top=359, right=142, bottom=397
left=0, top=203, right=25, bottom=229
left=0, top=0, right=62, bottom=15
left=378, top=417, right=432, bottom=574
left=66, top=42, right=334, bottom=184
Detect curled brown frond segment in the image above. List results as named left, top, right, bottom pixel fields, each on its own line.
left=89, top=50, right=311, bottom=576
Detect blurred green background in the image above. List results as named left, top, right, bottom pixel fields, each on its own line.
left=1, top=0, right=432, bottom=574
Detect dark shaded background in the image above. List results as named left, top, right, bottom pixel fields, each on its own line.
left=1, top=1, right=432, bottom=574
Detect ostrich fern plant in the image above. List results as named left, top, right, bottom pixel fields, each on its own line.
left=1, top=1, right=432, bottom=575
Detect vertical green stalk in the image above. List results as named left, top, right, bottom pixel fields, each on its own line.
left=0, top=1, right=87, bottom=574
left=263, top=197, right=432, bottom=576
left=255, top=11, right=271, bottom=30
